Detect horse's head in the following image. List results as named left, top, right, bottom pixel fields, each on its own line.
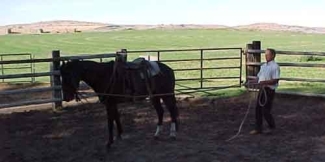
left=60, top=60, right=81, bottom=102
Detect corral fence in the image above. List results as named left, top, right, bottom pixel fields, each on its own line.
left=0, top=47, right=243, bottom=109
left=1, top=40, right=325, bottom=110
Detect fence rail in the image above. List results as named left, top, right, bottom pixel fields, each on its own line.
left=248, top=77, right=325, bottom=83
left=158, top=57, right=240, bottom=62
left=246, top=62, right=325, bottom=68
left=174, top=66, right=240, bottom=71
left=0, top=53, right=116, bottom=65
left=126, top=47, right=243, bottom=53
left=0, top=86, right=61, bottom=95
left=0, top=71, right=60, bottom=79
left=247, top=49, right=325, bottom=56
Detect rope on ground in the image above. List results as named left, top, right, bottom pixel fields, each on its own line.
left=226, top=82, right=268, bottom=142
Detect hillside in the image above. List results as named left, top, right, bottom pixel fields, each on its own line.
left=235, top=23, right=325, bottom=34
left=0, top=20, right=108, bottom=35
left=0, top=20, right=325, bottom=35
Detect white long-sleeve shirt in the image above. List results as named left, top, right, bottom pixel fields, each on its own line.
left=257, top=60, right=280, bottom=90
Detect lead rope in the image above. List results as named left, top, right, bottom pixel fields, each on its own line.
left=258, top=86, right=268, bottom=107
left=226, top=82, right=267, bottom=142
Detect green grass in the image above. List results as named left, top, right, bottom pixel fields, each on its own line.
left=1, top=29, right=325, bottom=96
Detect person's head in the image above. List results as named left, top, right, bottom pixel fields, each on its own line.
left=265, top=48, right=276, bottom=62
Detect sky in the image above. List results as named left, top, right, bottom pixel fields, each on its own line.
left=1, top=0, right=324, bottom=27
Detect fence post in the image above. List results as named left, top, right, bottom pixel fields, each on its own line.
left=1, top=55, right=3, bottom=82
left=246, top=43, right=253, bottom=82
left=200, top=49, right=204, bottom=88
left=119, top=49, right=128, bottom=62
left=52, top=50, right=62, bottom=109
left=252, top=41, right=261, bottom=76
left=246, top=41, right=261, bottom=82
left=157, top=51, right=160, bottom=61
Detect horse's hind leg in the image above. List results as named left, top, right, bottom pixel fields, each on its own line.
left=162, top=95, right=179, bottom=138
left=106, top=115, right=114, bottom=148
left=151, top=97, right=164, bottom=138
left=114, top=108, right=123, bottom=139
left=105, top=104, right=116, bottom=149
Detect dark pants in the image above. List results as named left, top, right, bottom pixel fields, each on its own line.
left=255, top=87, right=276, bottom=132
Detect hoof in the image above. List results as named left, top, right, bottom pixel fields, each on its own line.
left=154, top=135, right=159, bottom=140
left=106, top=142, right=112, bottom=150
left=169, top=135, right=176, bottom=140
left=116, top=135, right=122, bottom=140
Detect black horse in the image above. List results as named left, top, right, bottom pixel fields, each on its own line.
left=59, top=58, right=179, bottom=148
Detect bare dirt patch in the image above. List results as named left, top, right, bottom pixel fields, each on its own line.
left=1, top=90, right=325, bottom=161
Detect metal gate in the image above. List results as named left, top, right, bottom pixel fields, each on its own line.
left=0, top=53, right=35, bottom=83
left=126, top=47, right=243, bottom=95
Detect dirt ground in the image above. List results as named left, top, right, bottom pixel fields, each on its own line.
left=1, top=88, right=325, bottom=162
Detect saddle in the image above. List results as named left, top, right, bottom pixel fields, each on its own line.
left=117, top=57, right=161, bottom=101
left=125, top=58, right=160, bottom=77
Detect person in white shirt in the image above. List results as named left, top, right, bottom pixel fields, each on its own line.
left=249, top=48, right=280, bottom=135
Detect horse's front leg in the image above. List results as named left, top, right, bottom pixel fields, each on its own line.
left=113, top=105, right=123, bottom=139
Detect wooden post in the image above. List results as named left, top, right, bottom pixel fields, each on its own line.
left=246, top=41, right=261, bottom=82
left=52, top=50, right=62, bottom=109
left=120, top=49, right=127, bottom=62
left=252, top=41, right=261, bottom=76
left=246, top=43, right=253, bottom=82
left=116, top=49, right=127, bottom=63
left=200, top=49, right=204, bottom=88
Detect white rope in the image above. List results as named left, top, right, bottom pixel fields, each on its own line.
left=226, top=82, right=268, bottom=142
left=226, top=86, right=257, bottom=141
left=258, top=86, right=268, bottom=107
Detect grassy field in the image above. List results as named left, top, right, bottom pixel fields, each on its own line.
left=1, top=29, right=325, bottom=96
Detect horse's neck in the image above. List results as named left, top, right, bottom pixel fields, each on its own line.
left=81, top=76, right=103, bottom=93
left=79, top=63, right=112, bottom=94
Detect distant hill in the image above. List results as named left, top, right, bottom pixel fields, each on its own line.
left=234, top=23, right=325, bottom=34
left=92, top=24, right=229, bottom=31
left=0, top=20, right=324, bottom=35
left=0, top=20, right=108, bottom=35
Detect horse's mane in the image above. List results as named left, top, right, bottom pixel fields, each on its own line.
left=66, top=60, right=115, bottom=74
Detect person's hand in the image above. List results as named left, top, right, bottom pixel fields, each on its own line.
left=243, top=81, right=261, bottom=89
